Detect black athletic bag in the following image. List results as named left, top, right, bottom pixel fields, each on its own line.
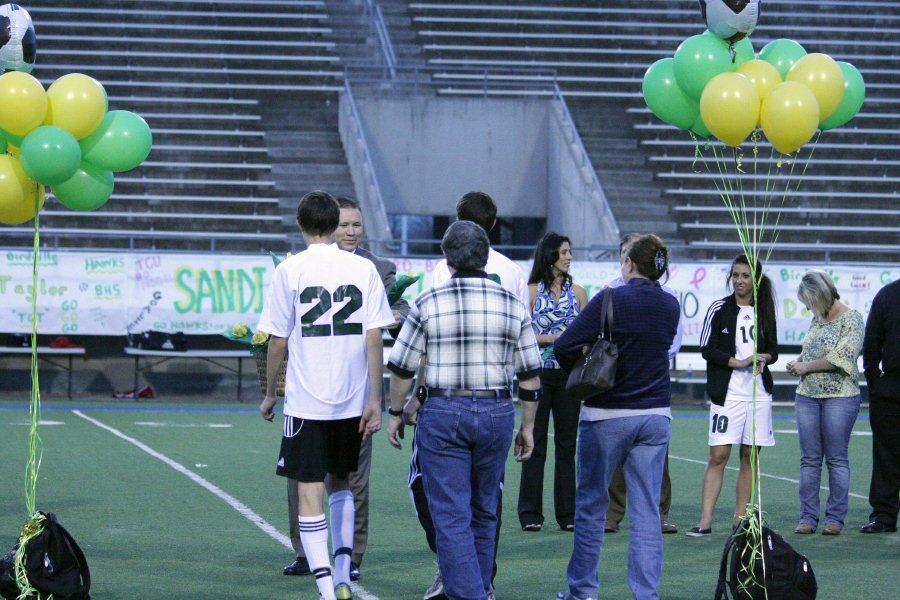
left=0, top=512, right=91, bottom=600
left=714, top=516, right=816, bottom=600
left=138, top=329, right=187, bottom=351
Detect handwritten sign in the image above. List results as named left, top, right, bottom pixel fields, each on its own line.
left=1, top=250, right=895, bottom=346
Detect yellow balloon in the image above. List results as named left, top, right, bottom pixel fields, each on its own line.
left=700, top=72, right=759, bottom=147
left=0, top=181, right=44, bottom=225
left=761, top=82, right=820, bottom=154
left=0, top=71, right=48, bottom=136
left=786, top=53, right=844, bottom=121
left=737, top=59, right=782, bottom=125
left=46, top=73, right=109, bottom=140
left=0, top=153, right=33, bottom=214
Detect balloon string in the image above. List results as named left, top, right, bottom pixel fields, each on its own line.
left=25, top=181, right=42, bottom=518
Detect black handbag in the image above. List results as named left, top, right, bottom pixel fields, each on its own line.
left=565, top=289, right=618, bottom=401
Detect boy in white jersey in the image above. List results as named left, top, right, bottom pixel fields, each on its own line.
left=258, top=191, right=394, bottom=600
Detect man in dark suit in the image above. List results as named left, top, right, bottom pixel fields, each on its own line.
left=861, top=279, right=900, bottom=534
left=283, top=196, right=410, bottom=580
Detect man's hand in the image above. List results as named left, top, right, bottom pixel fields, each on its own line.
left=402, top=396, right=421, bottom=425
left=259, top=395, right=277, bottom=421
left=514, top=426, right=534, bottom=462
left=359, top=400, right=382, bottom=440
left=387, top=414, right=404, bottom=449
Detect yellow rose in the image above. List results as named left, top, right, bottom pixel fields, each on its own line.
left=232, top=323, right=249, bottom=337
left=251, top=332, right=269, bottom=346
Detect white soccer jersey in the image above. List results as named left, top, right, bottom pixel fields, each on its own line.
left=726, top=305, right=772, bottom=402
left=257, top=243, right=395, bottom=420
left=432, top=247, right=529, bottom=306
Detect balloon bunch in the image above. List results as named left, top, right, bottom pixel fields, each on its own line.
left=642, top=34, right=866, bottom=154
left=0, top=71, right=153, bottom=224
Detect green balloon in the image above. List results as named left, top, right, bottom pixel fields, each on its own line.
left=691, top=114, right=712, bottom=139
left=20, top=126, right=82, bottom=185
left=759, top=38, right=807, bottom=79
left=50, top=163, right=115, bottom=211
left=732, top=37, right=755, bottom=67
left=80, top=110, right=153, bottom=172
left=819, top=61, right=866, bottom=131
left=674, top=34, right=736, bottom=100
left=643, top=58, right=699, bottom=129
left=2, top=128, right=24, bottom=148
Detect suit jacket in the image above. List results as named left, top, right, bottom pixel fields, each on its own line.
left=355, top=246, right=411, bottom=327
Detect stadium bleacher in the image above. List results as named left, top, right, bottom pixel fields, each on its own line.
left=0, top=0, right=895, bottom=262
left=0, top=0, right=343, bottom=252
left=407, top=0, right=900, bottom=261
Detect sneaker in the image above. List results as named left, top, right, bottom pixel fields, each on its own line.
left=685, top=526, right=712, bottom=537
left=794, top=523, right=816, bottom=534
left=423, top=570, right=444, bottom=600
left=335, top=582, right=352, bottom=600
left=282, top=556, right=311, bottom=576
left=556, top=592, right=597, bottom=600
left=349, top=561, right=360, bottom=581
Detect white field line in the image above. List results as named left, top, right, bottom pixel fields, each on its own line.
left=73, top=410, right=379, bottom=600
left=668, top=453, right=867, bottom=500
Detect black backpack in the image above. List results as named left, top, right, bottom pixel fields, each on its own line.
left=0, top=512, right=91, bottom=600
left=715, top=517, right=817, bottom=600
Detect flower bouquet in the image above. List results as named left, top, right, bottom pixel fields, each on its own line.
left=222, top=323, right=286, bottom=397
left=388, top=272, right=420, bottom=305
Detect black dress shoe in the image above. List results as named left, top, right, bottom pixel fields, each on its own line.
left=860, top=520, right=897, bottom=534
left=283, top=556, right=311, bottom=576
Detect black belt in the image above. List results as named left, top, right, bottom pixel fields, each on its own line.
left=426, top=387, right=511, bottom=399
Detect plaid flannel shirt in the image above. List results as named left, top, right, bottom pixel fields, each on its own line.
left=387, top=273, right=542, bottom=389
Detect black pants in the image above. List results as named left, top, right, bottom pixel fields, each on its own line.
left=410, top=426, right=503, bottom=582
left=517, top=368, right=580, bottom=529
left=868, top=394, right=900, bottom=527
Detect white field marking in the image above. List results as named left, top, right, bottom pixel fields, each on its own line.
left=775, top=428, right=872, bottom=437
left=8, top=420, right=66, bottom=426
left=73, top=410, right=380, bottom=600
left=669, top=454, right=867, bottom=500
left=133, top=421, right=233, bottom=428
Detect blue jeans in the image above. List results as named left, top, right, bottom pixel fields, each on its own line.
left=566, top=415, right=671, bottom=600
left=795, top=394, right=861, bottom=527
left=417, top=394, right=515, bottom=600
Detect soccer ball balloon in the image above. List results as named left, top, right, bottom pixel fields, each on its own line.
left=699, top=0, right=760, bottom=43
left=0, top=3, right=36, bottom=73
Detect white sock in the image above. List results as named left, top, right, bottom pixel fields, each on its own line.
left=299, top=514, right=334, bottom=600
left=329, top=489, right=355, bottom=586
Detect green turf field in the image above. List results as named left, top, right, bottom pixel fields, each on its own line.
left=1, top=401, right=896, bottom=599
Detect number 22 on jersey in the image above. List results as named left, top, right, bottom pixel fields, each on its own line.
left=299, top=285, right=362, bottom=337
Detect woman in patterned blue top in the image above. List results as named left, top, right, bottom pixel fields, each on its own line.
left=518, top=232, right=588, bottom=532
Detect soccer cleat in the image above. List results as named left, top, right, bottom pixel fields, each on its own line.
left=349, top=561, right=360, bottom=581
left=283, top=556, right=311, bottom=576
left=335, top=582, right=353, bottom=599
left=423, top=570, right=444, bottom=600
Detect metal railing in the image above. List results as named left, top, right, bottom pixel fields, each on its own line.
left=363, top=0, right=397, bottom=79
left=338, top=78, right=396, bottom=253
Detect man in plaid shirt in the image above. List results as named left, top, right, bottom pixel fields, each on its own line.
left=387, top=220, right=543, bottom=600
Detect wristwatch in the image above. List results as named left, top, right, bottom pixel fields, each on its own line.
left=415, top=385, right=428, bottom=402
left=388, top=407, right=403, bottom=417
